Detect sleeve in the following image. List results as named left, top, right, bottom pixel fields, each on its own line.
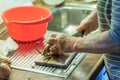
left=109, top=0, right=120, bottom=44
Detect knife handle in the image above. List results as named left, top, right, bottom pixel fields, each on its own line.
left=81, top=30, right=85, bottom=37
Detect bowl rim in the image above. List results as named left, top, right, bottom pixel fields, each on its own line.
left=2, top=5, right=53, bottom=24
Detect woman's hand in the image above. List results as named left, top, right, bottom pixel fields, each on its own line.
left=46, top=34, right=80, bottom=55
left=77, top=9, right=98, bottom=36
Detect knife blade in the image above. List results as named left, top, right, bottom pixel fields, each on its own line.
left=72, top=30, right=85, bottom=37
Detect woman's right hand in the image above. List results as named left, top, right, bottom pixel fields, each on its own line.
left=77, top=9, right=98, bottom=36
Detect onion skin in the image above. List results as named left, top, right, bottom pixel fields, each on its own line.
left=0, top=56, right=11, bottom=79
left=0, top=56, right=11, bottom=65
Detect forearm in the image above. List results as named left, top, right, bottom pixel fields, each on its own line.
left=88, top=9, right=97, bottom=19
left=73, top=31, right=120, bottom=53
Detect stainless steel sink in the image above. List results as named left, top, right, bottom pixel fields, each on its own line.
left=47, top=3, right=96, bottom=36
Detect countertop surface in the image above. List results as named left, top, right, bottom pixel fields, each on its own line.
left=0, top=0, right=104, bottom=80
left=0, top=21, right=103, bottom=80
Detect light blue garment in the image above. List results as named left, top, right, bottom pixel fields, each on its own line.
left=96, top=66, right=109, bottom=80
left=97, top=0, right=120, bottom=80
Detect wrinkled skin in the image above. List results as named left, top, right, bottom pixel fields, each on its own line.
left=47, top=34, right=81, bottom=54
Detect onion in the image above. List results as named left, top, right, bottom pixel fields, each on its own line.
left=0, top=56, right=11, bottom=79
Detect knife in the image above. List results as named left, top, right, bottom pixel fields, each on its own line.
left=72, top=30, right=85, bottom=37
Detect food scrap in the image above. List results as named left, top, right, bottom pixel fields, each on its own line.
left=36, top=42, right=59, bottom=62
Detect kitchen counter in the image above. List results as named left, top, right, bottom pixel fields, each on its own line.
left=0, top=23, right=103, bottom=80
left=0, top=1, right=104, bottom=80
left=10, top=54, right=103, bottom=80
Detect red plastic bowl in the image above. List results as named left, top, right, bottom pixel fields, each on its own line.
left=2, top=6, right=52, bottom=41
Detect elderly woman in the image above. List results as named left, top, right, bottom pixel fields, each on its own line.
left=46, top=0, right=120, bottom=80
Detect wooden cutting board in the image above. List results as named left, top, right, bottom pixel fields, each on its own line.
left=35, top=52, right=77, bottom=69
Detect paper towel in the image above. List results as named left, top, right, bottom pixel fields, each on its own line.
left=0, top=37, right=18, bottom=56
